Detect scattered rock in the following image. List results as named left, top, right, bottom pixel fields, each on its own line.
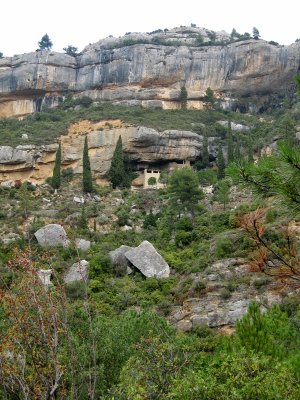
left=37, top=269, right=52, bottom=286
left=64, top=260, right=89, bottom=283
left=22, top=133, right=29, bottom=140
left=75, top=238, right=91, bottom=252
left=1, top=232, right=21, bottom=245
left=125, top=240, right=170, bottom=278
left=73, top=196, right=85, bottom=204
left=34, top=224, right=69, bottom=248
left=121, top=225, right=132, bottom=231
left=176, top=320, right=193, bottom=332
left=109, top=245, right=134, bottom=275
left=0, top=180, right=13, bottom=189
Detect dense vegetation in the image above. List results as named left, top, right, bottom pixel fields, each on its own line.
left=0, top=88, right=300, bottom=398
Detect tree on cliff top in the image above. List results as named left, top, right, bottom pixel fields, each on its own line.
left=38, top=34, right=53, bottom=50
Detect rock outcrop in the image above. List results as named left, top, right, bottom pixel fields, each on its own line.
left=34, top=224, right=69, bottom=248
left=0, top=123, right=211, bottom=183
left=1, top=26, right=299, bottom=117
left=64, top=260, right=89, bottom=283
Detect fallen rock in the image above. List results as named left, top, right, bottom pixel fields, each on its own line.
left=109, top=245, right=133, bottom=275
left=75, top=238, right=91, bottom=252
left=125, top=240, right=170, bottom=278
left=64, top=260, right=89, bottom=283
left=34, top=224, right=69, bottom=248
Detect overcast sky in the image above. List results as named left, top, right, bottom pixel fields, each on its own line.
left=1, top=0, right=299, bottom=56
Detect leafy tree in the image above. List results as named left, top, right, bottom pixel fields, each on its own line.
left=0, top=52, right=3, bottom=59
left=82, top=135, right=93, bottom=193
left=63, top=45, right=78, bottom=56
left=109, top=135, right=126, bottom=188
left=252, top=27, right=260, bottom=39
left=217, top=144, right=225, bottom=180
left=179, top=86, right=188, bottom=109
left=51, top=143, right=61, bottom=189
left=168, top=167, right=203, bottom=218
left=38, top=33, right=53, bottom=50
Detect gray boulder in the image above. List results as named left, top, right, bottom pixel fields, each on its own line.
left=75, top=238, right=91, bottom=252
left=109, top=245, right=133, bottom=275
left=64, top=260, right=89, bottom=283
left=34, top=224, right=69, bottom=248
left=125, top=240, right=170, bottom=278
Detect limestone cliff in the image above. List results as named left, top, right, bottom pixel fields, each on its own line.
left=0, top=122, right=212, bottom=183
left=1, top=26, right=299, bottom=117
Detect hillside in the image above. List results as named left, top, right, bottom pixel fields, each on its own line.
left=0, top=26, right=300, bottom=400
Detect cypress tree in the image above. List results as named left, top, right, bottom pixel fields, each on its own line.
left=51, top=143, right=61, bottom=189
left=202, top=134, right=210, bottom=168
left=82, top=136, right=93, bottom=193
left=217, top=144, right=226, bottom=180
left=227, top=119, right=234, bottom=164
left=109, top=136, right=125, bottom=188
left=179, top=86, right=188, bottom=109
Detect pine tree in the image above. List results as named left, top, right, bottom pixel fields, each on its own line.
left=51, top=143, right=61, bottom=189
left=217, top=144, right=226, bottom=180
left=82, top=136, right=93, bottom=193
left=38, top=34, right=53, bottom=50
left=109, top=136, right=125, bottom=188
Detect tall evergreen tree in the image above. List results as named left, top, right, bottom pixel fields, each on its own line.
left=202, top=134, right=210, bottom=168
left=82, top=136, right=93, bottom=193
left=51, top=143, right=61, bottom=189
left=227, top=119, right=234, bottom=164
left=179, top=86, right=188, bottom=109
left=109, top=136, right=125, bottom=188
left=217, top=144, right=226, bottom=180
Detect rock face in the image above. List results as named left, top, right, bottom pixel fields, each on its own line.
left=1, top=26, right=299, bottom=117
left=125, top=240, right=170, bottom=278
left=64, top=260, right=89, bottom=283
left=34, top=224, right=69, bottom=248
left=0, top=124, right=209, bottom=183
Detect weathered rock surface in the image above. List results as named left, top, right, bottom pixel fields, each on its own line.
left=125, top=240, right=170, bottom=278
left=109, top=245, right=134, bottom=275
left=75, top=238, right=91, bottom=252
left=64, top=260, right=89, bottom=283
left=37, top=269, right=52, bottom=286
left=0, top=125, right=209, bottom=183
left=34, top=224, right=69, bottom=248
left=1, top=27, right=299, bottom=117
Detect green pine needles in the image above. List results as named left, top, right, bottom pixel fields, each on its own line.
left=51, top=143, right=61, bottom=189
left=82, top=136, right=93, bottom=193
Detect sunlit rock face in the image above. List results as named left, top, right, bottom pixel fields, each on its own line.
left=0, top=123, right=213, bottom=183
left=1, top=27, right=299, bottom=117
